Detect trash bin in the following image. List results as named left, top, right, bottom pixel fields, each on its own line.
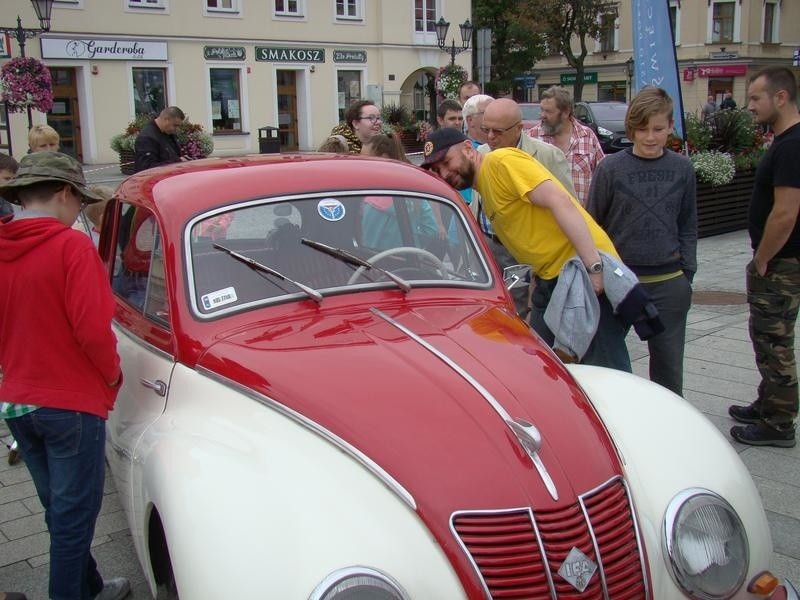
left=258, top=126, right=281, bottom=154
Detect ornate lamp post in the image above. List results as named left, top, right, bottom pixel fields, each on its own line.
left=1, top=0, right=55, bottom=129
left=624, top=57, right=635, bottom=101
left=1, top=1, right=54, bottom=58
left=434, top=16, right=473, bottom=66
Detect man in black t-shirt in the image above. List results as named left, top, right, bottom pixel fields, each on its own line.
left=134, top=106, right=186, bottom=173
left=729, top=68, right=800, bottom=448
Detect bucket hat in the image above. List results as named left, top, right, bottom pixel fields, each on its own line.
left=0, top=151, right=105, bottom=205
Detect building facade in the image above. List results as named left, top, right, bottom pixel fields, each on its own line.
left=526, top=0, right=799, bottom=116
left=1, top=0, right=470, bottom=163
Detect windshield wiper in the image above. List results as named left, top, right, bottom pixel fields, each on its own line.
left=212, top=243, right=323, bottom=303
left=301, top=238, right=411, bottom=293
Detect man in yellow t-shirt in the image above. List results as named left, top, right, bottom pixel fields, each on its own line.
left=421, top=127, right=630, bottom=371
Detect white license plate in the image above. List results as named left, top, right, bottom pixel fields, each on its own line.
left=620, top=137, right=631, bottom=144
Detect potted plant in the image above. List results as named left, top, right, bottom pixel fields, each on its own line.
left=110, top=114, right=214, bottom=175
left=671, top=108, right=770, bottom=237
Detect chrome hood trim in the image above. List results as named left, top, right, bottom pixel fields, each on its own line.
left=370, top=307, right=558, bottom=501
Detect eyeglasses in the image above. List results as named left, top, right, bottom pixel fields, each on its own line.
left=480, top=121, right=521, bottom=136
left=359, top=115, right=382, bottom=123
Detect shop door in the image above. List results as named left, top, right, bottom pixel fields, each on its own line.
left=708, top=78, right=734, bottom=107
left=47, top=67, right=82, bottom=161
left=276, top=70, right=298, bottom=151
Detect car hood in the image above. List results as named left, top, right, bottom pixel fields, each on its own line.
left=198, top=299, right=623, bottom=572
left=200, top=300, right=622, bottom=502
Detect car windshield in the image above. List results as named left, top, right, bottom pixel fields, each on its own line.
left=520, top=104, right=541, bottom=120
left=186, top=193, right=491, bottom=318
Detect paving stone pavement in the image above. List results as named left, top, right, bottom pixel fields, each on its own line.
left=1, top=225, right=798, bottom=597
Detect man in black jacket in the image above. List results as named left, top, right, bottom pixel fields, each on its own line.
left=134, top=106, right=185, bottom=173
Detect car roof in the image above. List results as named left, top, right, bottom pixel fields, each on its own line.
left=115, top=153, right=452, bottom=228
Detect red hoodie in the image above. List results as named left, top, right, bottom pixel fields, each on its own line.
left=0, top=215, right=121, bottom=418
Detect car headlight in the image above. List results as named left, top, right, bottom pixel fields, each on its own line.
left=663, top=489, right=749, bottom=599
left=309, top=566, right=409, bottom=600
left=597, top=126, right=614, bottom=137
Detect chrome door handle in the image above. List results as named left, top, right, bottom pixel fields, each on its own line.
left=140, top=378, right=167, bottom=397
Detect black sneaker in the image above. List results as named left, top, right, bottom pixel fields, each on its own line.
left=730, top=423, right=796, bottom=448
left=728, top=403, right=761, bottom=424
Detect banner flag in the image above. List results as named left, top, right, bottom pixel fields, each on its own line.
left=630, top=0, right=686, bottom=139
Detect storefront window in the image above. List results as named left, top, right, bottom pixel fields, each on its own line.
left=337, top=71, right=362, bottom=122
left=132, top=68, right=167, bottom=116
left=598, top=82, right=626, bottom=102
left=210, top=68, right=242, bottom=132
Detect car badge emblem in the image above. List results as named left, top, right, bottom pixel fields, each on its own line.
left=557, top=547, right=597, bottom=593
left=423, top=140, right=433, bottom=157
left=317, top=198, right=345, bottom=222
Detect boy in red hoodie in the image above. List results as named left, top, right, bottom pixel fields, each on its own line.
left=0, top=152, right=129, bottom=600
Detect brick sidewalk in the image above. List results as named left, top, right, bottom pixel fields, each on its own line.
left=1, top=229, right=798, bottom=598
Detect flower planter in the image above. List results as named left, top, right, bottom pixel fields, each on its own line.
left=397, top=131, right=424, bottom=155
left=118, top=150, right=136, bottom=175
left=696, top=170, right=755, bottom=238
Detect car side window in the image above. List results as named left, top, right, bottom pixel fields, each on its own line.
left=112, top=202, right=170, bottom=327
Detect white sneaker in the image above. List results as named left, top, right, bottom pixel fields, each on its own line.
left=95, top=577, right=131, bottom=600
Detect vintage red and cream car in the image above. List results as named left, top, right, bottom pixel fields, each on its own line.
left=99, top=153, right=795, bottom=600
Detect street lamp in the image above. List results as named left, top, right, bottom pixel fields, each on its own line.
left=434, top=16, right=473, bottom=66
left=0, top=0, right=55, bottom=129
left=1, top=0, right=54, bottom=58
left=624, top=57, right=635, bottom=100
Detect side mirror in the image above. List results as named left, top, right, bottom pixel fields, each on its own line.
left=503, top=264, right=531, bottom=290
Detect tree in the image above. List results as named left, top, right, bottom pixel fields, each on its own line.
left=473, top=0, right=546, bottom=96
left=527, top=0, right=618, bottom=101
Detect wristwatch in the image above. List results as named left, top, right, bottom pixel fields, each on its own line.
left=587, top=261, right=603, bottom=274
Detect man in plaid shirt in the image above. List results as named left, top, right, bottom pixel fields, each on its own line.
left=528, top=85, right=605, bottom=207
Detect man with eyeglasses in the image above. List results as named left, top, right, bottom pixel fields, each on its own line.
left=421, top=128, right=631, bottom=372
left=528, top=86, right=604, bottom=206
left=472, top=98, right=577, bottom=315
left=463, top=94, right=493, bottom=146
left=0, top=152, right=130, bottom=600
left=329, top=100, right=383, bottom=154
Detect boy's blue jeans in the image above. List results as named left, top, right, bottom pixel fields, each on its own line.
left=7, top=408, right=106, bottom=600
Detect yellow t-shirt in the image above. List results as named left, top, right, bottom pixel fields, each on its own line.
left=475, top=148, right=617, bottom=279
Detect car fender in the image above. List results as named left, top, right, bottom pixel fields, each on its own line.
left=567, top=364, right=773, bottom=598
left=132, top=363, right=466, bottom=600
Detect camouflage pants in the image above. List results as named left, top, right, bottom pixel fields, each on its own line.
left=747, top=257, right=800, bottom=427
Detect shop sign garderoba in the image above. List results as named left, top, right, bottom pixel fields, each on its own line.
left=41, top=37, right=168, bottom=61
left=255, top=46, right=325, bottom=63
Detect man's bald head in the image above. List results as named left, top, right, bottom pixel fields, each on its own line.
left=481, top=98, right=524, bottom=150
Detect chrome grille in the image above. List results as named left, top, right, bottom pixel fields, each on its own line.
left=451, top=477, right=648, bottom=599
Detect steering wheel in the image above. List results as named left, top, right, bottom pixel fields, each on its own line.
left=347, top=246, right=447, bottom=285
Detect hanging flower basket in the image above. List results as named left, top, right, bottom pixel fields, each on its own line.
left=435, top=64, right=467, bottom=101
left=0, top=57, right=54, bottom=114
